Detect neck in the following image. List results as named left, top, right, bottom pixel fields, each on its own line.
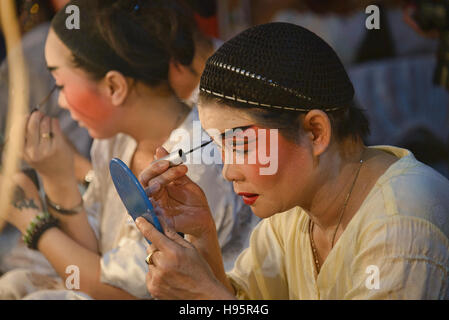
left=304, top=138, right=366, bottom=232
left=122, top=84, right=190, bottom=155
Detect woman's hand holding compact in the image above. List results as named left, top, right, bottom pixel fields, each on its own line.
left=136, top=217, right=234, bottom=300
left=138, top=147, right=236, bottom=297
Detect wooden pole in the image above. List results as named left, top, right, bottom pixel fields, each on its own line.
left=0, top=0, right=29, bottom=232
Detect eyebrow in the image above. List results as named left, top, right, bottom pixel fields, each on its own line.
left=219, top=125, right=254, bottom=139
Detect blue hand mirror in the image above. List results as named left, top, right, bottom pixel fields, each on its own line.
left=109, top=158, right=163, bottom=244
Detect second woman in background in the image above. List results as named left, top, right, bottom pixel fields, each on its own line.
left=0, top=0, right=257, bottom=299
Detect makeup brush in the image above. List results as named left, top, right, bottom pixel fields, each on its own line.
left=33, top=84, right=58, bottom=114
left=151, top=140, right=213, bottom=167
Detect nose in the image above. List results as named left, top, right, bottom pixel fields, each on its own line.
left=222, top=162, right=244, bottom=182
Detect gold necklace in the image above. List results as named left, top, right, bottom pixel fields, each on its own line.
left=309, top=151, right=365, bottom=274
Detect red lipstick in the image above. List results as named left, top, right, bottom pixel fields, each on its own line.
left=238, top=193, right=259, bottom=205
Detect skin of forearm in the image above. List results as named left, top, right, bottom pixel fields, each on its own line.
left=37, top=228, right=137, bottom=300
left=41, top=176, right=99, bottom=253
left=52, top=210, right=99, bottom=253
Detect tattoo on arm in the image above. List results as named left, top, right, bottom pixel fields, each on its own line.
left=12, top=186, right=39, bottom=211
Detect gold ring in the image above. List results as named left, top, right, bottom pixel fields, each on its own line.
left=41, top=132, right=53, bottom=139
left=145, top=250, right=159, bottom=265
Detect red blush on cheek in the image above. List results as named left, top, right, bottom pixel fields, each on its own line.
left=251, top=128, right=296, bottom=172
left=243, top=133, right=297, bottom=194
left=64, top=83, right=115, bottom=122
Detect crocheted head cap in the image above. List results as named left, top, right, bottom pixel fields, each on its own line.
left=200, top=22, right=354, bottom=112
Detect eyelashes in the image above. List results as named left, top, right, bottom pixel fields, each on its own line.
left=224, top=139, right=256, bottom=154
left=211, top=136, right=257, bottom=155
left=216, top=144, right=250, bottom=155
left=56, top=84, right=64, bottom=91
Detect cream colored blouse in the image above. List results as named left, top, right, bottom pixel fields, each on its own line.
left=227, top=146, right=449, bottom=299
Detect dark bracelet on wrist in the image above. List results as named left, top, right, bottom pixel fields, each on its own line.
left=45, top=194, right=84, bottom=215
left=23, top=212, right=59, bottom=250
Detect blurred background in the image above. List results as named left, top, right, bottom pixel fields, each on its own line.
left=1, top=0, right=448, bottom=181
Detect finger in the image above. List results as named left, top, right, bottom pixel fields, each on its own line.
left=145, top=165, right=188, bottom=199
left=146, top=243, right=158, bottom=255
left=155, top=147, right=169, bottom=160
left=146, top=265, right=162, bottom=299
left=26, top=110, right=45, bottom=148
left=144, top=183, right=162, bottom=197
left=138, top=160, right=170, bottom=187
left=146, top=249, right=162, bottom=267
left=145, top=269, right=154, bottom=287
left=171, top=172, right=191, bottom=186
left=170, top=211, right=215, bottom=244
left=145, top=267, right=158, bottom=298
left=51, top=117, right=63, bottom=137
left=136, top=216, right=177, bottom=251
left=139, top=146, right=169, bottom=185
left=145, top=269, right=152, bottom=285
left=157, top=214, right=189, bottom=248
left=39, top=117, right=52, bottom=143
left=152, top=206, right=176, bottom=230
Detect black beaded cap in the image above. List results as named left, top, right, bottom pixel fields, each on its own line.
left=200, top=22, right=355, bottom=112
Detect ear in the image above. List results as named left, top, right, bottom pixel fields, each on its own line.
left=302, top=109, right=332, bottom=157
left=103, top=71, right=129, bottom=107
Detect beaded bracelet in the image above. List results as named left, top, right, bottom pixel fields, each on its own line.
left=23, top=212, right=59, bottom=250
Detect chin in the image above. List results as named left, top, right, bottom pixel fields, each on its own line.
left=250, top=203, right=279, bottom=219
left=255, top=198, right=296, bottom=219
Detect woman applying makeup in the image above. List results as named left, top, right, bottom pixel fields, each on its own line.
left=0, top=0, right=255, bottom=299
left=136, top=22, right=449, bottom=299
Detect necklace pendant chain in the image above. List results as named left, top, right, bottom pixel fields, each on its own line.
left=309, top=150, right=365, bottom=275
